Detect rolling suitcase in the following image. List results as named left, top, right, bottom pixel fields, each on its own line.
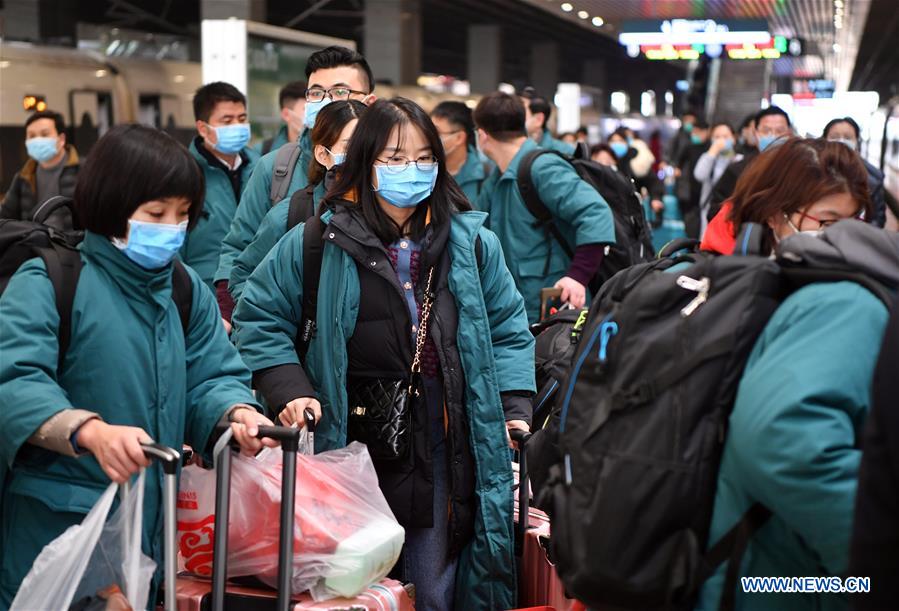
left=511, top=430, right=579, bottom=611
left=172, top=414, right=414, bottom=611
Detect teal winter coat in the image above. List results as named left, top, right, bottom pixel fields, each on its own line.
left=454, top=146, right=488, bottom=204
left=476, top=138, right=615, bottom=321
left=181, top=140, right=259, bottom=288
left=228, top=196, right=292, bottom=302
left=254, top=124, right=291, bottom=155
left=0, top=232, right=259, bottom=607
left=537, top=130, right=575, bottom=155
left=696, top=282, right=889, bottom=611
left=214, top=129, right=316, bottom=284
left=232, top=210, right=535, bottom=609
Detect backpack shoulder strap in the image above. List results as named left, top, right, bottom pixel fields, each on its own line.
left=516, top=149, right=575, bottom=258
left=171, top=260, right=193, bottom=335
left=37, top=245, right=83, bottom=371
left=296, top=215, right=326, bottom=358
left=287, top=185, right=317, bottom=232
left=270, top=143, right=303, bottom=205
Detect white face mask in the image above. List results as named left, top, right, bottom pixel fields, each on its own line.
left=784, top=213, right=823, bottom=238
left=828, top=137, right=857, bottom=151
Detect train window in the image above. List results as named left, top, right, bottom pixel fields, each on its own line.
left=139, top=95, right=162, bottom=128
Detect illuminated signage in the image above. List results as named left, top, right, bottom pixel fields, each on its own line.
left=634, top=34, right=802, bottom=61
left=619, top=18, right=770, bottom=46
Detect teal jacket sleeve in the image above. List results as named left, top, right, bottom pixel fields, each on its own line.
left=727, top=283, right=889, bottom=574
left=182, top=267, right=261, bottom=453
left=229, top=199, right=290, bottom=303
left=232, top=224, right=305, bottom=374
left=478, top=228, right=536, bottom=395
left=214, top=154, right=275, bottom=283
left=0, top=259, right=74, bottom=468
left=531, top=155, right=616, bottom=247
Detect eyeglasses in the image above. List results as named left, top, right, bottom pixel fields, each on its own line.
left=305, top=86, right=368, bottom=102
left=375, top=155, right=438, bottom=173
left=789, top=210, right=859, bottom=231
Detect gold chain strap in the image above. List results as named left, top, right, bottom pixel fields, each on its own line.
left=410, top=267, right=435, bottom=376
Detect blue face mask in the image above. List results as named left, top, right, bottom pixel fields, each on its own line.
left=758, top=134, right=780, bottom=152
left=210, top=123, right=251, bottom=154
left=373, top=164, right=438, bottom=208
left=722, top=138, right=735, bottom=152
left=324, top=147, right=346, bottom=167
left=829, top=137, right=857, bottom=151
left=112, top=219, right=188, bottom=270
left=304, top=99, right=332, bottom=129
left=610, top=141, right=629, bottom=158
left=690, top=134, right=703, bottom=145
left=26, top=137, right=60, bottom=163
left=683, top=123, right=694, bottom=133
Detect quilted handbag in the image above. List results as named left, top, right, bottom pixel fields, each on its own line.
left=346, top=268, right=435, bottom=461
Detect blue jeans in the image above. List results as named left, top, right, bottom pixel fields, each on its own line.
left=401, top=444, right=458, bottom=610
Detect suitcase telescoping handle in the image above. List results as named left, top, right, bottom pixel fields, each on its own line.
left=212, top=424, right=301, bottom=611
left=510, top=429, right=532, bottom=557
left=139, top=442, right=181, bottom=611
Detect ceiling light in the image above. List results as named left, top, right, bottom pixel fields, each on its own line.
left=834, top=0, right=843, bottom=7
left=560, top=3, right=573, bottom=12
left=95, top=69, right=107, bottom=78
left=835, top=7, right=843, bottom=16
left=834, top=22, right=843, bottom=29
left=173, top=74, right=185, bottom=83
left=0, top=61, right=10, bottom=69
left=592, top=16, right=604, bottom=26
left=833, top=43, right=841, bottom=52
left=578, top=10, right=589, bottom=19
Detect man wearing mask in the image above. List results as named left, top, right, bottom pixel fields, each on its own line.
left=706, top=106, right=792, bottom=222
left=676, top=119, right=711, bottom=238
left=735, top=113, right=758, bottom=155
left=824, top=116, right=886, bottom=227
left=214, top=45, right=376, bottom=323
left=665, top=110, right=698, bottom=169
left=520, top=87, right=575, bottom=155
left=180, top=82, right=259, bottom=291
left=430, top=100, right=488, bottom=203
left=256, top=80, right=306, bottom=156
left=474, top=92, right=615, bottom=323
left=1, top=110, right=79, bottom=230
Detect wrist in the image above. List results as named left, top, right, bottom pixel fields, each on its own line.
left=75, top=419, right=104, bottom=450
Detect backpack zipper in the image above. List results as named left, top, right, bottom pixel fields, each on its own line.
left=676, top=275, right=710, bottom=317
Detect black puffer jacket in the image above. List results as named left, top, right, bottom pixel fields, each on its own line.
left=0, top=147, right=79, bottom=230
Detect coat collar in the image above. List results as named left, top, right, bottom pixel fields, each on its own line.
left=457, top=146, right=485, bottom=182
left=190, top=137, right=248, bottom=173
left=20, top=146, right=79, bottom=191
left=80, top=231, right=174, bottom=307
left=498, top=138, right=539, bottom=182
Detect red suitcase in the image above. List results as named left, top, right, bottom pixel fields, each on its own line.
left=511, top=431, right=580, bottom=611
left=167, top=416, right=414, bottom=611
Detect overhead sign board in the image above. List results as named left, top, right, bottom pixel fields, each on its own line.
left=619, top=19, right=771, bottom=46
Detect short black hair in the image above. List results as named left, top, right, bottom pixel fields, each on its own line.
left=576, top=126, right=588, bottom=136
left=520, top=86, right=552, bottom=128
left=738, top=113, right=756, bottom=131
left=192, top=82, right=246, bottom=122
left=25, top=110, right=65, bottom=134
left=823, top=116, right=861, bottom=140
left=473, top=92, right=527, bottom=142
left=74, top=124, right=205, bottom=237
left=682, top=110, right=699, bottom=120
left=693, top=119, right=710, bottom=130
left=431, top=101, right=476, bottom=148
left=305, top=46, right=375, bottom=93
left=754, top=105, right=791, bottom=129
left=279, top=81, right=307, bottom=109
left=590, top=143, right=615, bottom=157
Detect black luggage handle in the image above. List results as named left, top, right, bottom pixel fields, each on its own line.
left=511, top=429, right=533, bottom=557
left=140, top=442, right=181, bottom=611
left=212, top=425, right=300, bottom=611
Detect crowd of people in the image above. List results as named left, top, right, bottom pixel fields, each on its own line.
left=0, top=43, right=897, bottom=611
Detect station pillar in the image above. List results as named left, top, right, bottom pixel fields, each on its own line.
left=582, top=58, right=607, bottom=112
left=364, top=0, right=422, bottom=86
left=467, top=25, right=503, bottom=94
left=530, top=41, right=560, bottom=97
left=0, top=0, right=78, bottom=44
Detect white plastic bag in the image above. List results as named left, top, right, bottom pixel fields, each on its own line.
left=178, top=441, right=405, bottom=601
left=11, top=471, right=157, bottom=611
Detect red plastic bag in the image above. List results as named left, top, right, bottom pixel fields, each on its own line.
left=177, top=441, right=404, bottom=600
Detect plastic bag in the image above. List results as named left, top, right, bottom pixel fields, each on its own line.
left=11, top=471, right=157, bottom=611
left=177, top=440, right=404, bottom=601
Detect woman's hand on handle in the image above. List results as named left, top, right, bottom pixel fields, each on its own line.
left=76, top=420, right=152, bottom=484
left=506, top=419, right=531, bottom=450
left=279, top=397, right=322, bottom=428
left=229, top=405, right=279, bottom=456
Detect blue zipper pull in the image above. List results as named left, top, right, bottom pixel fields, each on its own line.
left=598, top=321, right=619, bottom=363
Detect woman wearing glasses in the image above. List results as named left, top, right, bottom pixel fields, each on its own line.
left=232, top=98, right=535, bottom=611
left=695, top=137, right=891, bottom=611
left=701, top=137, right=870, bottom=255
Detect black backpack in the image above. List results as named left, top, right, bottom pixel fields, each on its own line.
left=0, top=197, right=193, bottom=367
left=517, top=149, right=655, bottom=293
left=537, top=223, right=896, bottom=611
